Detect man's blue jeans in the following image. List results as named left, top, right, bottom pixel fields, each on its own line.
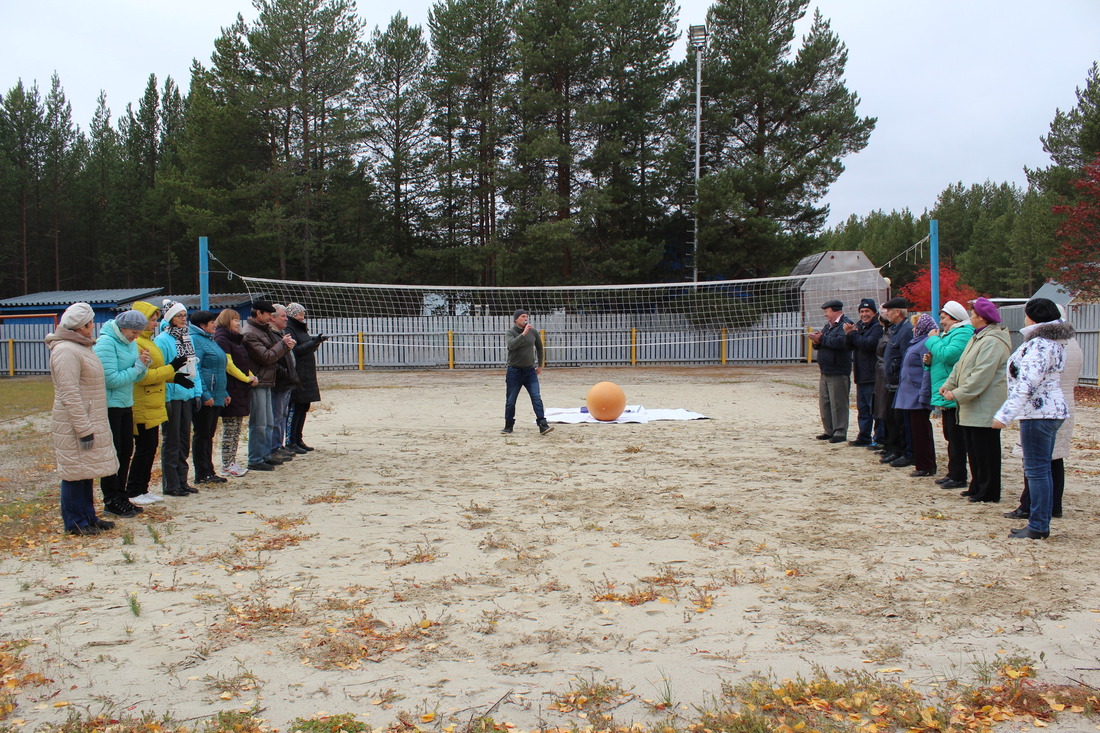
left=270, top=388, right=292, bottom=451
left=1022, top=418, right=1064, bottom=534
left=505, top=366, right=545, bottom=424
left=855, top=382, right=877, bottom=442
left=248, top=387, right=273, bottom=465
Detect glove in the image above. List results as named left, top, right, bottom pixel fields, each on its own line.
left=173, top=373, right=194, bottom=389
left=79, top=434, right=95, bottom=451
left=317, top=334, right=329, bottom=343
left=169, top=355, right=187, bottom=371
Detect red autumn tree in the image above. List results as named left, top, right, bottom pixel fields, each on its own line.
left=897, top=262, right=979, bottom=311
left=1049, top=152, right=1100, bottom=299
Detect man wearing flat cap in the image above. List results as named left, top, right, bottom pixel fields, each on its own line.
left=878, top=297, right=914, bottom=465
left=809, top=300, right=853, bottom=443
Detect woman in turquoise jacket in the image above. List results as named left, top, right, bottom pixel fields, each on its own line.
left=93, top=310, right=151, bottom=517
left=924, top=300, right=975, bottom=489
left=189, top=311, right=230, bottom=484
left=155, top=302, right=203, bottom=497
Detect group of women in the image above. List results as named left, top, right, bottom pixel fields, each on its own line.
left=47, top=300, right=319, bottom=535
left=867, top=296, right=1081, bottom=540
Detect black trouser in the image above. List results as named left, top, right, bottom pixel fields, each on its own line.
left=1018, top=458, right=1065, bottom=515
left=939, top=407, right=967, bottom=482
left=100, top=407, right=133, bottom=507
left=192, top=403, right=223, bottom=480
left=162, top=399, right=193, bottom=491
left=126, top=422, right=160, bottom=498
left=288, top=401, right=310, bottom=445
left=883, top=392, right=906, bottom=455
left=962, top=425, right=1001, bottom=501
left=905, top=409, right=936, bottom=472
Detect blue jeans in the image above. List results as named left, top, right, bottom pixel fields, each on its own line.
left=504, top=366, right=545, bottom=424
left=61, top=478, right=97, bottom=531
left=270, top=389, right=292, bottom=450
left=248, top=387, right=273, bottom=465
left=855, top=382, right=876, bottom=442
left=1022, top=418, right=1064, bottom=534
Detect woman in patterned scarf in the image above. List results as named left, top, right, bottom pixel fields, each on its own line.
left=154, top=301, right=202, bottom=497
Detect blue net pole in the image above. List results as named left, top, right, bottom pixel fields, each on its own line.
left=929, top=220, right=940, bottom=316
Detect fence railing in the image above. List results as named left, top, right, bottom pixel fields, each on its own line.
left=3, top=305, right=1098, bottom=383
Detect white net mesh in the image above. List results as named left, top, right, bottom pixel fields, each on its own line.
left=232, top=270, right=888, bottom=368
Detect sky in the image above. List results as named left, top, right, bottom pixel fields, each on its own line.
left=3, top=0, right=1099, bottom=228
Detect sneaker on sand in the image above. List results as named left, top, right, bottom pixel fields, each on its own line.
left=130, top=493, right=162, bottom=505
left=225, top=462, right=249, bottom=477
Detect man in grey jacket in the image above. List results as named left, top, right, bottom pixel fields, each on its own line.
left=502, top=309, right=553, bottom=435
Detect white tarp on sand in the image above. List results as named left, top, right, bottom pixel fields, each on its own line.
left=545, top=405, right=709, bottom=424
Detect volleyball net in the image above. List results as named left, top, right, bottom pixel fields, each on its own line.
left=224, top=269, right=888, bottom=368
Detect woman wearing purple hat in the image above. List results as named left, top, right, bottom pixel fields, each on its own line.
left=939, top=297, right=1011, bottom=503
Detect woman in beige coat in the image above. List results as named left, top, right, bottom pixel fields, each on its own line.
left=46, top=303, right=119, bottom=535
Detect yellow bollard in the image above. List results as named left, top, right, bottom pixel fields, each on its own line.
left=447, top=330, right=455, bottom=369
left=358, top=332, right=365, bottom=371
left=7, top=338, right=13, bottom=376
left=540, top=329, right=547, bottom=367
left=630, top=327, right=637, bottom=366
left=720, top=328, right=727, bottom=365
left=806, top=326, right=814, bottom=363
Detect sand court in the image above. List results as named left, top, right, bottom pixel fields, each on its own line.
left=2, top=365, right=1098, bottom=730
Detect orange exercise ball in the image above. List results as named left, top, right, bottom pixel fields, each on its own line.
left=586, top=381, right=627, bottom=421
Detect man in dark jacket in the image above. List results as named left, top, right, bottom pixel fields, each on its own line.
left=241, top=300, right=294, bottom=470
left=810, top=300, right=853, bottom=443
left=502, top=309, right=553, bottom=435
left=879, top=297, right=915, bottom=465
left=844, top=298, right=884, bottom=446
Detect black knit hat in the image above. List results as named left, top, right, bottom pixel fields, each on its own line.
left=1024, top=297, right=1059, bottom=324
left=512, top=309, right=528, bottom=321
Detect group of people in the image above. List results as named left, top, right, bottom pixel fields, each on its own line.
left=812, top=295, right=1082, bottom=540
left=47, top=299, right=327, bottom=535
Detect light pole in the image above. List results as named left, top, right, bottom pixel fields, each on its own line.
left=688, top=24, right=707, bottom=283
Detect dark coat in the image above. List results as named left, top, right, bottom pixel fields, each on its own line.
left=883, top=317, right=914, bottom=389
left=847, top=318, right=883, bottom=385
left=873, top=325, right=891, bottom=419
left=285, top=317, right=324, bottom=403
left=894, top=335, right=932, bottom=410
left=241, top=317, right=290, bottom=387
left=214, top=326, right=252, bottom=418
left=814, top=315, right=853, bottom=376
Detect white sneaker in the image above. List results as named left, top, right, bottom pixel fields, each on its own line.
left=225, top=462, right=248, bottom=477
left=131, top=493, right=162, bottom=505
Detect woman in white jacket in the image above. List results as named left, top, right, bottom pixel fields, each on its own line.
left=992, top=298, right=1071, bottom=540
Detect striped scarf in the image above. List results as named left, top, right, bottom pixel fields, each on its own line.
left=167, top=325, right=195, bottom=359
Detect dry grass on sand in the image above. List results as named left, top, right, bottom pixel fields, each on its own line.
left=1, top=366, right=1099, bottom=732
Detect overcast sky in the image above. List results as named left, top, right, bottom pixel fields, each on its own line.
left=4, top=0, right=1099, bottom=228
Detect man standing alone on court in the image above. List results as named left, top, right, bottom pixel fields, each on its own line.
left=502, top=309, right=553, bottom=435
left=809, top=300, right=853, bottom=443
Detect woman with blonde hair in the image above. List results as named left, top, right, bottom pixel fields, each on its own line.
left=214, top=308, right=257, bottom=476
left=46, top=303, right=118, bottom=535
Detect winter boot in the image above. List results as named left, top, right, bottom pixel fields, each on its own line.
left=538, top=420, right=554, bottom=435
left=500, top=421, right=515, bottom=435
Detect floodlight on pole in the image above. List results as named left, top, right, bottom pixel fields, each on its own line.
left=688, top=24, right=707, bottom=283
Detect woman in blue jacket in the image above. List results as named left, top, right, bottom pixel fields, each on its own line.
left=155, top=302, right=203, bottom=497
left=93, top=309, right=151, bottom=517
left=893, top=314, right=937, bottom=477
left=189, top=310, right=230, bottom=484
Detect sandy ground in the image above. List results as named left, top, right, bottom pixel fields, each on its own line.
left=1, top=365, right=1099, bottom=730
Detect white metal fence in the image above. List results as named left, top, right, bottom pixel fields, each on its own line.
left=3, top=305, right=1099, bottom=383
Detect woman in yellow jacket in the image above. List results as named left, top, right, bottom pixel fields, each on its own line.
left=126, top=301, right=189, bottom=505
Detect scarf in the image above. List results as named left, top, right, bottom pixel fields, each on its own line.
left=167, top=324, right=195, bottom=359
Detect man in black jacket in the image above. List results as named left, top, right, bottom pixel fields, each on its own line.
left=844, top=298, right=884, bottom=446
left=879, top=297, right=915, bottom=465
left=810, top=300, right=853, bottom=443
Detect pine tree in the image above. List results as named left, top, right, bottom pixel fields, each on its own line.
left=1027, top=62, right=1100, bottom=198
left=696, top=0, right=875, bottom=278
left=359, top=12, right=432, bottom=269
left=1, top=81, right=45, bottom=294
